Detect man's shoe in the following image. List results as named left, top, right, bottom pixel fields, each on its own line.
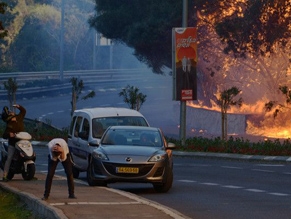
left=41, top=196, right=48, bottom=201
left=68, top=194, right=76, bottom=199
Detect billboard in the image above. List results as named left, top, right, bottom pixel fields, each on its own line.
left=172, top=27, right=197, bottom=101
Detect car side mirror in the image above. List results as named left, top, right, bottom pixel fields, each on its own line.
left=89, top=139, right=100, bottom=147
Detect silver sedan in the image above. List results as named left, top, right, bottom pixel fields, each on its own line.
left=87, top=126, right=176, bottom=193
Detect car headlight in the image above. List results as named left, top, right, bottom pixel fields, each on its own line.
left=149, top=153, right=166, bottom=162
left=92, top=151, right=108, bottom=160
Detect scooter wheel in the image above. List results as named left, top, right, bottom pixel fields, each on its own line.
left=22, top=163, right=35, bottom=180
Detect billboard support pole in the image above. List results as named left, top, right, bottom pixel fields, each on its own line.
left=180, top=0, right=188, bottom=146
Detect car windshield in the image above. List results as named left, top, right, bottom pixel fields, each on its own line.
left=101, top=129, right=162, bottom=147
left=92, top=116, right=149, bottom=138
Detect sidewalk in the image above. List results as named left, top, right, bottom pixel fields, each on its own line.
left=0, top=172, right=189, bottom=219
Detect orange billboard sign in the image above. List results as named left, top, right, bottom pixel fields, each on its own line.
left=172, top=27, right=197, bottom=101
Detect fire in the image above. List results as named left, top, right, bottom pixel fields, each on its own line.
left=187, top=99, right=291, bottom=139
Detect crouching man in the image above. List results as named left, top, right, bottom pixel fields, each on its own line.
left=42, top=138, right=76, bottom=200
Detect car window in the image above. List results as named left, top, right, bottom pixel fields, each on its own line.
left=102, top=129, right=162, bottom=147
left=92, top=116, right=148, bottom=139
left=74, top=116, right=83, bottom=137
left=69, top=116, right=77, bottom=136
left=92, top=120, right=104, bottom=138
left=80, top=118, right=89, bottom=140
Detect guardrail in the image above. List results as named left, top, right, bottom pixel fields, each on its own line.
left=0, top=68, right=151, bottom=100
left=0, top=68, right=150, bottom=84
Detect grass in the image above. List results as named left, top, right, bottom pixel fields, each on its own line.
left=0, top=188, right=39, bottom=219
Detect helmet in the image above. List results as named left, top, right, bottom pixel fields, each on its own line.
left=1, top=106, right=14, bottom=122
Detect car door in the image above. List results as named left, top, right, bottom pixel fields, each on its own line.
left=77, top=116, right=91, bottom=171
left=68, top=115, right=88, bottom=171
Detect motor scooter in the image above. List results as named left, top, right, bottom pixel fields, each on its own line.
left=0, top=132, right=36, bottom=180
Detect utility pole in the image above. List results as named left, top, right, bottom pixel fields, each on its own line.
left=60, top=0, right=64, bottom=81
left=180, top=0, right=188, bottom=146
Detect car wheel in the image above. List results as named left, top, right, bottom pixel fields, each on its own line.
left=87, top=160, right=98, bottom=186
left=22, top=163, right=35, bottom=180
left=153, top=167, right=173, bottom=193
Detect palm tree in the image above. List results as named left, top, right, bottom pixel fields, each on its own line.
left=119, top=85, right=147, bottom=111
left=218, top=86, right=243, bottom=141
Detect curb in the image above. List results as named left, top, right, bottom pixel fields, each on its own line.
left=0, top=182, right=68, bottom=219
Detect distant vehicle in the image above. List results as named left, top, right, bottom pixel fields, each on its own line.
left=68, top=107, right=150, bottom=179
left=86, top=126, right=176, bottom=193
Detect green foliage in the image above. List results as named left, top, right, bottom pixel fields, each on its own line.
left=171, top=136, right=291, bottom=156
left=1, top=0, right=94, bottom=72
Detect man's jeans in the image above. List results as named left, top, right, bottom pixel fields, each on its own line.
left=44, top=154, right=74, bottom=197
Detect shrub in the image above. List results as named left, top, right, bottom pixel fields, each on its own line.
left=169, top=136, right=291, bottom=156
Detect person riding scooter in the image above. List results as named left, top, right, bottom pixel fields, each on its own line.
left=1, top=104, right=26, bottom=182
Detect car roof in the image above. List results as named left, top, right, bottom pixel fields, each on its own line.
left=73, top=107, right=145, bottom=118
left=108, top=126, right=160, bottom=131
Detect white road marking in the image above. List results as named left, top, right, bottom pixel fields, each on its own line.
left=245, top=189, right=265, bottom=193
left=222, top=185, right=243, bottom=189
left=221, top=166, right=243, bottom=169
left=51, top=201, right=141, bottom=206
left=252, top=169, right=274, bottom=173
left=178, top=180, right=289, bottom=197
left=201, top=182, right=219, bottom=186
left=179, top=180, right=196, bottom=183
left=256, top=164, right=284, bottom=167
left=268, top=193, right=289, bottom=196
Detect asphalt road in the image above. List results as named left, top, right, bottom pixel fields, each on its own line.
left=34, top=146, right=291, bottom=219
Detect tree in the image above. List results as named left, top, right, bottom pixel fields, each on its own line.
left=89, top=0, right=196, bottom=73
left=1, top=0, right=95, bottom=72
left=265, top=85, right=291, bottom=118
left=119, top=85, right=147, bottom=111
left=70, top=77, right=95, bottom=116
left=89, top=0, right=291, bottom=73
left=215, top=0, right=291, bottom=58
left=218, top=87, right=243, bottom=141
left=0, top=2, right=8, bottom=39
left=3, top=77, right=18, bottom=109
